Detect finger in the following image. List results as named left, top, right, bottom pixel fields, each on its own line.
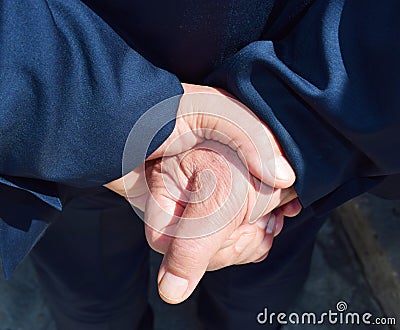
left=272, top=211, right=285, bottom=237
left=104, top=163, right=147, bottom=202
left=212, top=212, right=278, bottom=268
left=144, top=183, right=187, bottom=253
left=143, top=156, right=190, bottom=253
left=158, top=235, right=220, bottom=304
left=233, top=214, right=273, bottom=265
left=248, top=213, right=282, bottom=263
left=143, top=185, right=182, bottom=254
left=151, top=90, right=296, bottom=189
left=248, top=184, right=297, bottom=223
left=157, top=199, right=235, bottom=304
left=279, top=198, right=302, bottom=217
left=198, top=94, right=295, bottom=189
left=208, top=230, right=257, bottom=271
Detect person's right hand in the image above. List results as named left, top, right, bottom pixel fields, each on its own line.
left=103, top=84, right=301, bottom=304
left=105, top=83, right=296, bottom=197
left=141, top=140, right=301, bottom=303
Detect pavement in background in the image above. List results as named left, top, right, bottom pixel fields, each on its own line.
left=355, top=194, right=400, bottom=277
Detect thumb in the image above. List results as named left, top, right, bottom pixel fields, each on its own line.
left=154, top=141, right=248, bottom=303
left=156, top=177, right=239, bottom=304
left=157, top=231, right=223, bottom=304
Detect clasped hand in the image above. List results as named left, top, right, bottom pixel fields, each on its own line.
left=105, top=84, right=302, bottom=303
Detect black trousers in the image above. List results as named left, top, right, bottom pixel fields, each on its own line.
left=30, top=186, right=326, bottom=330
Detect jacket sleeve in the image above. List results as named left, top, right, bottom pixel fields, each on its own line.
left=0, top=0, right=183, bottom=188
left=0, top=0, right=182, bottom=276
left=206, top=0, right=400, bottom=215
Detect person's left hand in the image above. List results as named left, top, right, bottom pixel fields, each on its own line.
left=114, top=140, right=301, bottom=303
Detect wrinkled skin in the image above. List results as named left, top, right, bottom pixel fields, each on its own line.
left=127, top=140, right=301, bottom=303
left=104, top=84, right=302, bottom=303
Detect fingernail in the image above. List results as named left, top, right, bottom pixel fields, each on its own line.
left=159, top=272, right=188, bottom=301
left=257, top=216, right=268, bottom=229
left=266, top=214, right=276, bottom=235
left=267, top=156, right=293, bottom=182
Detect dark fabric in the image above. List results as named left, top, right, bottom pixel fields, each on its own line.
left=205, top=0, right=400, bottom=214
left=30, top=186, right=324, bottom=329
left=0, top=0, right=182, bottom=274
left=0, top=0, right=183, bottom=188
left=0, top=218, right=50, bottom=280
left=30, top=186, right=153, bottom=329
left=198, top=208, right=324, bottom=330
left=1, top=0, right=400, bottom=279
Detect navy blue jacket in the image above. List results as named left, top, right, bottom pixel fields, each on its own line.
left=1, top=0, right=399, bottom=278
